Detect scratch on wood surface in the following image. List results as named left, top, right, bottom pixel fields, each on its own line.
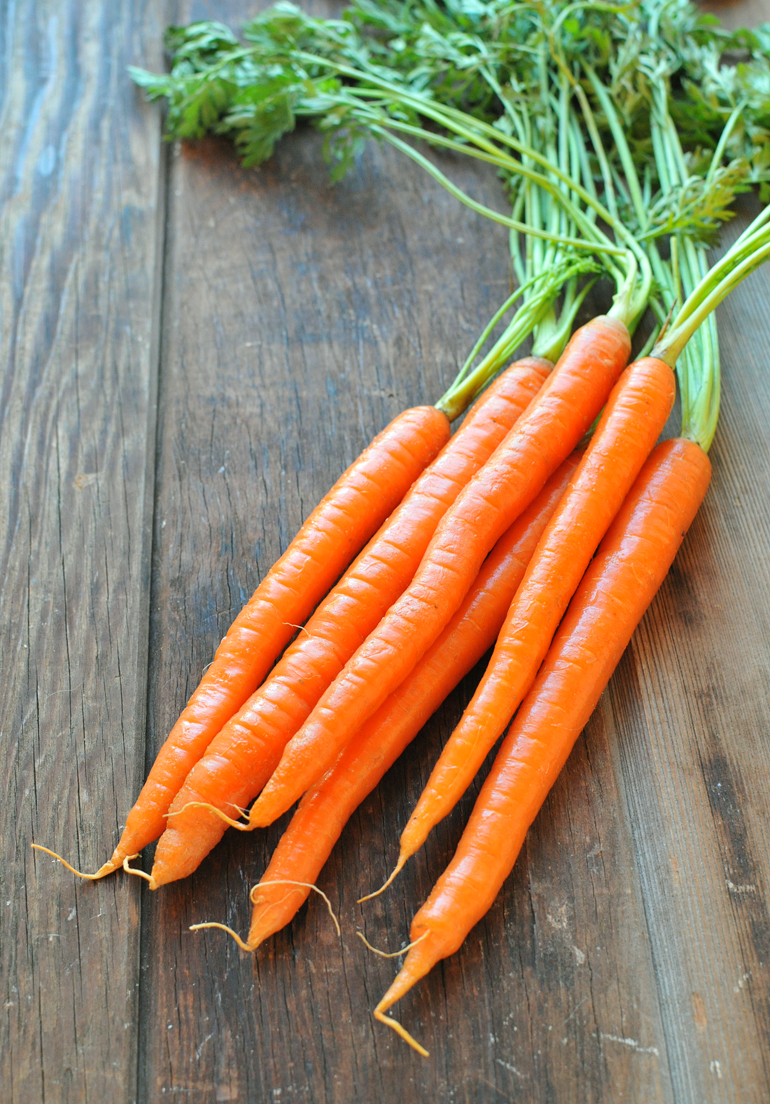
left=495, top=1058, right=525, bottom=1078
left=600, top=1033, right=659, bottom=1057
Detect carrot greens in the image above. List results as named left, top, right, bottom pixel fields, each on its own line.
left=130, top=0, right=770, bottom=372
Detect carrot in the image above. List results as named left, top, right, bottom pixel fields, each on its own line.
left=149, top=359, right=550, bottom=887
left=244, top=453, right=579, bottom=948
left=374, top=437, right=712, bottom=1055
left=93, top=406, right=450, bottom=878
left=247, top=314, right=631, bottom=828
left=393, top=355, right=675, bottom=873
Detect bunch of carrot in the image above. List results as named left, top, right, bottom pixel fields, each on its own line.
left=35, top=0, right=770, bottom=1058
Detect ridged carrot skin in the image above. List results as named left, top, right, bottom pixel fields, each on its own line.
left=246, top=453, right=580, bottom=947
left=397, top=356, right=675, bottom=864
left=106, top=405, right=450, bottom=873
left=375, top=439, right=712, bottom=1042
left=249, top=315, right=631, bottom=828
left=150, top=360, right=550, bottom=887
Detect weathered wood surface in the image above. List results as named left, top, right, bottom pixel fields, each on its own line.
left=0, top=2, right=165, bottom=1102
left=2, top=1, right=769, bottom=1101
left=0, top=2, right=166, bottom=1104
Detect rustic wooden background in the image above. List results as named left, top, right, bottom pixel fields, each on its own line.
left=2, top=1, right=769, bottom=1101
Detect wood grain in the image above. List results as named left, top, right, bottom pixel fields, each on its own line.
left=0, top=2, right=165, bottom=1102
left=3, top=0, right=770, bottom=1100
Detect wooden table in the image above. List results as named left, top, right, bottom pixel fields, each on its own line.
left=2, top=2, right=769, bottom=1101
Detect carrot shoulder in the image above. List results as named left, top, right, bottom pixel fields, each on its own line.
left=104, top=405, right=450, bottom=874
left=246, top=453, right=579, bottom=947
left=150, top=359, right=549, bottom=887
left=396, top=355, right=675, bottom=868
left=374, top=438, right=712, bottom=1053
left=249, top=314, right=631, bottom=828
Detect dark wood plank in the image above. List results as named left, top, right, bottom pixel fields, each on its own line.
left=0, top=2, right=166, bottom=1101
left=137, top=3, right=673, bottom=1100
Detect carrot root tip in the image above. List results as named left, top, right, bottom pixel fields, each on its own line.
left=356, top=929, right=429, bottom=960
left=122, top=856, right=153, bottom=884
left=190, top=921, right=254, bottom=952
left=250, top=880, right=341, bottom=937
left=31, top=844, right=118, bottom=881
left=165, top=801, right=253, bottom=831
left=357, top=855, right=406, bottom=904
left=282, top=621, right=312, bottom=639
left=373, top=1007, right=429, bottom=1058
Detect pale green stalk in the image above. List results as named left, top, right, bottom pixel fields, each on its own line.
left=294, top=51, right=646, bottom=287
left=653, top=211, right=770, bottom=450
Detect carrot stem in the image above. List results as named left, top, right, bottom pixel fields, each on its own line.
left=374, top=127, right=617, bottom=255
left=436, top=260, right=590, bottom=419
left=653, top=218, right=770, bottom=388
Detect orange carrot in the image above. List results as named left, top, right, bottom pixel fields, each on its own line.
left=248, top=315, right=631, bottom=828
left=150, top=359, right=550, bottom=887
left=374, top=438, right=712, bottom=1055
left=394, top=355, right=675, bottom=873
left=245, top=453, right=579, bottom=947
left=93, top=406, right=450, bottom=877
